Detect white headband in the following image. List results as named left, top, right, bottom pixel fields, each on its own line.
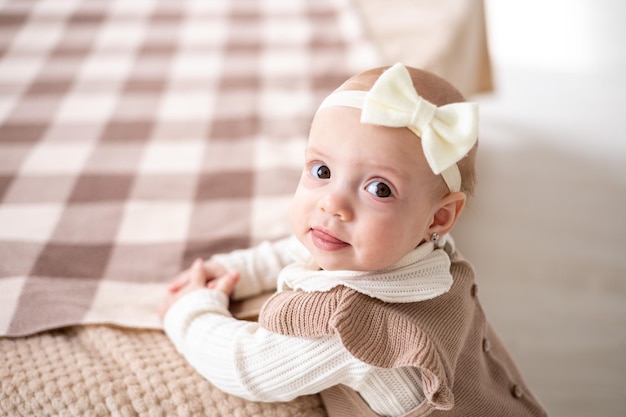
left=316, top=63, right=479, bottom=193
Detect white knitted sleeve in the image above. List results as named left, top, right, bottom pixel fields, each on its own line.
left=211, top=236, right=298, bottom=300
left=162, top=288, right=373, bottom=403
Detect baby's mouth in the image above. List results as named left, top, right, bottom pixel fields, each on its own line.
left=310, top=228, right=349, bottom=251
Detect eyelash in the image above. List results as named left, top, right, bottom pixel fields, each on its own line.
left=308, top=162, right=394, bottom=199
left=310, top=162, right=331, bottom=179
left=365, top=180, right=393, bottom=198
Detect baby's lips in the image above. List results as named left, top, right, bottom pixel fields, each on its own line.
left=310, top=228, right=350, bottom=250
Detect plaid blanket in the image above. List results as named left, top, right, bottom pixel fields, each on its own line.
left=0, top=1, right=492, bottom=415
left=0, top=0, right=379, bottom=337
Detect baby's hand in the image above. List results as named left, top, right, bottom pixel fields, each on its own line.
left=157, top=258, right=239, bottom=319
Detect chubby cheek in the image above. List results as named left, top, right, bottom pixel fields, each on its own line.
left=357, top=224, right=406, bottom=269
left=289, top=186, right=310, bottom=237
left=357, top=214, right=426, bottom=269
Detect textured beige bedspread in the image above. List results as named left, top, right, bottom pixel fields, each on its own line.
left=1, top=325, right=325, bottom=416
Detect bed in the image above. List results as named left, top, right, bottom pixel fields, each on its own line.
left=0, top=0, right=491, bottom=415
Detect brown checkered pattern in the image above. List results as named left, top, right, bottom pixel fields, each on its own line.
left=0, top=0, right=379, bottom=337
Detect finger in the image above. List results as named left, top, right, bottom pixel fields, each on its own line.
left=212, top=271, right=240, bottom=296
left=168, top=258, right=205, bottom=292
left=167, top=271, right=190, bottom=292
left=188, top=258, right=208, bottom=285
left=168, top=261, right=197, bottom=292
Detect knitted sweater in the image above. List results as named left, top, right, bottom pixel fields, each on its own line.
left=164, top=237, right=547, bottom=416
left=164, top=237, right=455, bottom=416
left=259, top=251, right=548, bottom=417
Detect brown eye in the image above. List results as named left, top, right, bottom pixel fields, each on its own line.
left=311, top=163, right=331, bottom=179
left=366, top=181, right=392, bottom=198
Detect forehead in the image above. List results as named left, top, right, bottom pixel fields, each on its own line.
left=309, top=106, right=435, bottom=179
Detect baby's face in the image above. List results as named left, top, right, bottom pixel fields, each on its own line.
left=290, top=105, right=443, bottom=271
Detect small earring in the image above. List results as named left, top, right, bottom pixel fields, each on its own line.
left=431, top=232, right=440, bottom=242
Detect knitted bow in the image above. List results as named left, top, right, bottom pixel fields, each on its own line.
left=360, top=63, right=478, bottom=175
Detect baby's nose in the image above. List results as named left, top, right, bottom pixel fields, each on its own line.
left=318, top=191, right=353, bottom=221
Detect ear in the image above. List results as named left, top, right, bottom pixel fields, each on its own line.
left=426, top=192, right=466, bottom=240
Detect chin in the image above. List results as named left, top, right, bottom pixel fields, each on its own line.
left=315, top=257, right=373, bottom=272
left=311, top=254, right=352, bottom=271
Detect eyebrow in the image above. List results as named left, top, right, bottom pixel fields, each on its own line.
left=304, top=145, right=327, bottom=158
left=305, top=145, right=408, bottom=181
left=303, top=146, right=337, bottom=166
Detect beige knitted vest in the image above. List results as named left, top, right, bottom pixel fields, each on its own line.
left=258, top=254, right=548, bottom=417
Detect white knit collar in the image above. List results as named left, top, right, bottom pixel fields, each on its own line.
left=278, top=240, right=453, bottom=303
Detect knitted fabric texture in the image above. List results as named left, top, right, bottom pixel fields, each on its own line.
left=259, top=254, right=548, bottom=417
left=0, top=326, right=326, bottom=417
left=276, top=242, right=453, bottom=303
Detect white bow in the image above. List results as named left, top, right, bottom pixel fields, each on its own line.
left=361, top=63, right=478, bottom=175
